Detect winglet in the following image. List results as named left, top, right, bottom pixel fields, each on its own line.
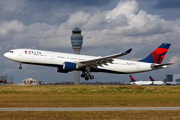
left=125, top=48, right=132, bottom=54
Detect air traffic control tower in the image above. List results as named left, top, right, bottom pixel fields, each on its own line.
left=71, top=27, right=83, bottom=85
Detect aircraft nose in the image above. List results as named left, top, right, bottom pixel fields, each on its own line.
left=4, top=53, right=9, bottom=58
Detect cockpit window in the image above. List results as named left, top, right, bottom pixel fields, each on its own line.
left=10, top=51, right=13, bottom=53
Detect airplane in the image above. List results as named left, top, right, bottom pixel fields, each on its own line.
left=164, top=79, right=178, bottom=86
left=4, top=43, right=173, bottom=81
left=165, top=82, right=178, bottom=86
left=129, top=75, right=153, bottom=85
left=149, top=76, right=165, bottom=85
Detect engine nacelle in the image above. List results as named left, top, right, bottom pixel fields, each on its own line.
left=63, top=62, right=77, bottom=71
left=57, top=65, right=68, bottom=73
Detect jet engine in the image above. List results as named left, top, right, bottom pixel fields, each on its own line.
left=63, top=62, right=77, bottom=71
left=57, top=62, right=77, bottom=73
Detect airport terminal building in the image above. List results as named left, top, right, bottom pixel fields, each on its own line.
left=23, top=78, right=37, bottom=85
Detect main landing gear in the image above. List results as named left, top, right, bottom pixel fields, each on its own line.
left=81, top=72, right=94, bottom=81
left=81, top=66, right=94, bottom=81
left=19, top=63, right=22, bottom=69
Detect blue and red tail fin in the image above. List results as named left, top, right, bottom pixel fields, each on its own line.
left=129, top=75, right=136, bottom=82
left=149, top=76, right=155, bottom=81
left=139, top=43, right=171, bottom=64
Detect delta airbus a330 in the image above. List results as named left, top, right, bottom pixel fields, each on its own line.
left=4, top=43, right=173, bottom=80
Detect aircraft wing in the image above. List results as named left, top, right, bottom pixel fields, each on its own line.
left=79, top=48, right=132, bottom=67
left=151, top=63, right=174, bottom=69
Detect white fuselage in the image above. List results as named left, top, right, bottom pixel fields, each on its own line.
left=165, top=82, right=180, bottom=86
left=153, top=81, right=165, bottom=85
left=4, top=49, right=155, bottom=74
left=130, top=81, right=153, bottom=85
left=131, top=80, right=165, bottom=85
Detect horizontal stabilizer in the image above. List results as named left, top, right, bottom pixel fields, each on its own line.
left=151, top=63, right=174, bottom=69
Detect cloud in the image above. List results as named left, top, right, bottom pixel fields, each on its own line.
left=64, top=0, right=180, bottom=46
left=1, top=0, right=180, bottom=83
left=105, top=0, right=139, bottom=20
left=0, top=20, right=24, bottom=37
left=169, top=56, right=180, bottom=69
left=1, top=0, right=180, bottom=51
left=0, top=0, right=114, bottom=25
left=66, top=11, right=91, bottom=28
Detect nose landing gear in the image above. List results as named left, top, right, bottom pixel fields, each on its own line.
left=19, top=63, right=22, bottom=69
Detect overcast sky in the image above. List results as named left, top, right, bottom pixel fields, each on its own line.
left=1, top=0, right=180, bottom=83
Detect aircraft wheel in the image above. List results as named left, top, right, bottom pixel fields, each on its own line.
left=85, top=73, right=90, bottom=76
left=85, top=76, right=89, bottom=81
left=81, top=74, right=85, bottom=78
left=19, top=66, right=22, bottom=69
left=90, top=75, right=94, bottom=80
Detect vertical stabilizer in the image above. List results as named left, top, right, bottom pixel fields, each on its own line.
left=129, top=75, right=136, bottom=82
left=139, top=43, right=171, bottom=64
left=149, top=76, right=155, bottom=81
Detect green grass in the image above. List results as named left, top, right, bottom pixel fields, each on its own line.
left=0, top=85, right=180, bottom=119
left=0, top=85, right=179, bottom=93
left=0, top=85, right=179, bottom=107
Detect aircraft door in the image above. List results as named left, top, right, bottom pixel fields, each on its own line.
left=18, top=50, right=25, bottom=57
left=48, top=53, right=55, bottom=60
left=136, top=63, right=140, bottom=69
left=18, top=50, right=26, bottom=58
left=18, top=50, right=22, bottom=56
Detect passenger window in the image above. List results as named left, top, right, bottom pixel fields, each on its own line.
left=10, top=51, right=13, bottom=53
